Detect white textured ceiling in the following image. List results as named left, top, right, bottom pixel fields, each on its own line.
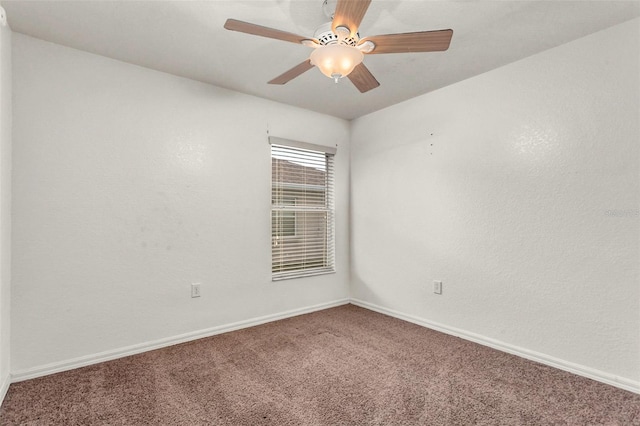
left=2, top=0, right=639, bottom=120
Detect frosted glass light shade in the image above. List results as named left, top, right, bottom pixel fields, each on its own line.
left=310, top=44, right=364, bottom=81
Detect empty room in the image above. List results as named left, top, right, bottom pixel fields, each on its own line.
left=0, top=0, right=639, bottom=424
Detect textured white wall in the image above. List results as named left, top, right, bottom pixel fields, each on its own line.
left=11, top=34, right=350, bottom=373
left=350, top=19, right=639, bottom=384
left=0, top=9, right=11, bottom=399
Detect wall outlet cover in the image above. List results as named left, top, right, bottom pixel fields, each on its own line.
left=191, top=283, right=201, bottom=298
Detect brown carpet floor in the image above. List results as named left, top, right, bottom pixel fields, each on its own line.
left=1, top=304, right=639, bottom=425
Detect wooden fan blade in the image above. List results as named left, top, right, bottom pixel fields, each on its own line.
left=359, top=29, right=453, bottom=54
left=268, top=60, right=315, bottom=85
left=332, top=0, right=371, bottom=36
left=347, top=63, right=380, bottom=93
left=224, top=19, right=312, bottom=45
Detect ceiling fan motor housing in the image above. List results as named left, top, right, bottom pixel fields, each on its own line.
left=313, top=22, right=359, bottom=46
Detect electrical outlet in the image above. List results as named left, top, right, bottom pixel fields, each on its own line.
left=191, top=283, right=201, bottom=298
left=433, top=281, right=442, bottom=295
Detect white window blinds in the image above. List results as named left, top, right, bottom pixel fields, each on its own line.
left=270, top=137, right=336, bottom=280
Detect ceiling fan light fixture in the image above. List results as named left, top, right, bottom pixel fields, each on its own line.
left=310, top=44, right=364, bottom=82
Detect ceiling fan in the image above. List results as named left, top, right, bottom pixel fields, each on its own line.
left=224, top=0, right=453, bottom=93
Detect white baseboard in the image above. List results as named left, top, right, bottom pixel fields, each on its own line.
left=11, top=298, right=350, bottom=383
left=0, top=372, right=9, bottom=406
left=350, top=298, right=640, bottom=394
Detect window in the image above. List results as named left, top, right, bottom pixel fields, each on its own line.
left=270, top=137, right=336, bottom=280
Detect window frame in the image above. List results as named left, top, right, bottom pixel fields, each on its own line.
left=269, top=136, right=336, bottom=281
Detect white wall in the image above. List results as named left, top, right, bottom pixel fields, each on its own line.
left=350, top=18, right=639, bottom=389
left=0, top=6, right=11, bottom=401
left=11, top=33, right=350, bottom=375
